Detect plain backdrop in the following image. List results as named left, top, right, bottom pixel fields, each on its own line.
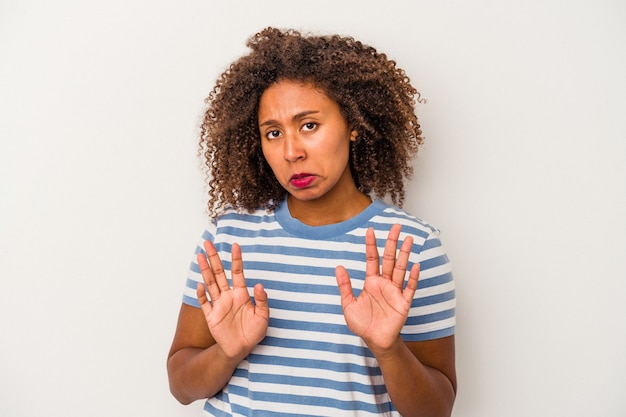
left=1, top=1, right=624, bottom=416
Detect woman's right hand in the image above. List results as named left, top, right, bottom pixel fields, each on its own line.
left=196, top=241, right=269, bottom=362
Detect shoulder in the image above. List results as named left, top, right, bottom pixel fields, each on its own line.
left=372, top=201, right=440, bottom=240
left=207, top=206, right=283, bottom=240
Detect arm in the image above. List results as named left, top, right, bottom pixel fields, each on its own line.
left=335, top=224, right=456, bottom=417
left=167, top=304, right=240, bottom=404
left=167, top=241, right=269, bottom=404
left=373, top=336, right=456, bottom=417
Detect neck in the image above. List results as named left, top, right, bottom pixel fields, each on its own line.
left=287, top=188, right=372, bottom=227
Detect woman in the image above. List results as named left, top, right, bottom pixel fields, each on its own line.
left=168, top=27, right=456, bottom=417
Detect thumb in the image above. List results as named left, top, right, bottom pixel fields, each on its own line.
left=253, top=283, right=269, bottom=319
left=335, top=266, right=355, bottom=308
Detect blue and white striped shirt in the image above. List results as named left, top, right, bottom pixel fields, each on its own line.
left=183, top=198, right=455, bottom=416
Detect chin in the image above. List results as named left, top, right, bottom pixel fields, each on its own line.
left=288, top=189, right=325, bottom=202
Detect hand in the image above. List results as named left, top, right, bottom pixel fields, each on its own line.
left=196, top=241, right=269, bottom=361
left=335, top=224, right=420, bottom=353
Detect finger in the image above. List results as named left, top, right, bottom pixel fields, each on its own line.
left=197, top=249, right=221, bottom=302
left=391, top=234, right=414, bottom=289
left=196, top=282, right=213, bottom=317
left=381, top=224, right=402, bottom=280
left=203, top=240, right=230, bottom=293
left=364, top=227, right=380, bottom=279
left=335, top=266, right=356, bottom=310
left=230, top=243, right=246, bottom=290
left=252, top=283, right=270, bottom=321
left=403, top=263, right=420, bottom=304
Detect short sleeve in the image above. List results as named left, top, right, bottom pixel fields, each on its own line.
left=401, top=230, right=456, bottom=341
left=182, top=225, right=217, bottom=308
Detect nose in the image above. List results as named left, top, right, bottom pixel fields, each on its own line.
left=283, top=133, right=305, bottom=162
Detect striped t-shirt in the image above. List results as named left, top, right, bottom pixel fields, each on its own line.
left=183, top=198, right=455, bottom=417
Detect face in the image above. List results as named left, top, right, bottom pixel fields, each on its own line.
left=258, top=80, right=358, bottom=204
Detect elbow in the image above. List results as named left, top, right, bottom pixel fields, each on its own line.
left=170, top=387, right=195, bottom=406
left=167, top=358, right=197, bottom=405
left=168, top=374, right=198, bottom=405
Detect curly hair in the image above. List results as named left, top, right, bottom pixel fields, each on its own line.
left=200, top=27, right=424, bottom=218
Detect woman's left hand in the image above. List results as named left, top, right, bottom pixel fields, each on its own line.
left=335, top=224, right=420, bottom=353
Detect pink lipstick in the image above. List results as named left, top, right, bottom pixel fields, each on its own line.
left=290, top=173, right=315, bottom=188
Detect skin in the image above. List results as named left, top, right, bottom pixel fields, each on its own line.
left=167, top=80, right=456, bottom=416
left=258, top=80, right=370, bottom=225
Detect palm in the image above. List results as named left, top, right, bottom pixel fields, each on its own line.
left=341, top=272, right=413, bottom=347
left=336, top=225, right=420, bottom=351
left=196, top=241, right=269, bottom=361
left=204, top=283, right=268, bottom=355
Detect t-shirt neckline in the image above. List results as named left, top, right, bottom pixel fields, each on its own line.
left=274, top=196, right=387, bottom=239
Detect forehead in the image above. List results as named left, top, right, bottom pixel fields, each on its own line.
left=258, top=80, right=338, bottom=120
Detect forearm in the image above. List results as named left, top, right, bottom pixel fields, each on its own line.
left=373, top=337, right=456, bottom=417
left=167, top=344, right=241, bottom=405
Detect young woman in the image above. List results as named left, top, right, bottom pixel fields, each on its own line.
left=168, top=27, right=457, bottom=417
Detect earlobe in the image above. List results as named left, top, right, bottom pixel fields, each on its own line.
left=350, top=130, right=358, bottom=142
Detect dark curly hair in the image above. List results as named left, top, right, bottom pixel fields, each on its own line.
left=200, top=27, right=424, bottom=218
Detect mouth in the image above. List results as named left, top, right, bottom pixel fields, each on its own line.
left=289, top=173, right=315, bottom=189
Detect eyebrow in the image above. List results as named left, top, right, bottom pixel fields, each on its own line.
left=259, top=110, right=320, bottom=127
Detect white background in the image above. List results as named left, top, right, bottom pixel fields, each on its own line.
left=1, top=1, right=624, bottom=416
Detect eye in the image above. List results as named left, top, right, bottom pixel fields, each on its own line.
left=302, top=122, right=317, bottom=132
left=266, top=130, right=281, bottom=140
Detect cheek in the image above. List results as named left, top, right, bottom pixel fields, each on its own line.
left=260, top=144, right=282, bottom=174
left=329, top=138, right=352, bottom=160
left=260, top=143, right=273, bottom=164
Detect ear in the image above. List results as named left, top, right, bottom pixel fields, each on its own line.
left=350, top=129, right=358, bottom=142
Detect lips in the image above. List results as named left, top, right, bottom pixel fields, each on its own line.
left=289, top=173, right=315, bottom=188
